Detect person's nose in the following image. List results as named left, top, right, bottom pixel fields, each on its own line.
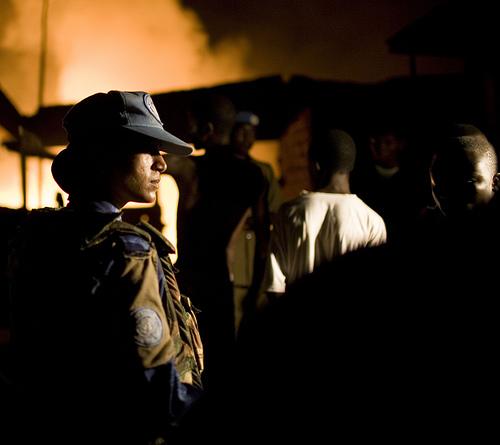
left=153, top=154, right=167, bottom=173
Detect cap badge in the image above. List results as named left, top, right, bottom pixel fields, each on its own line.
left=144, top=94, right=162, bottom=124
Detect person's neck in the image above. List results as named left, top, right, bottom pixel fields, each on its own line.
left=68, top=195, right=123, bottom=212
left=204, top=134, right=231, bottom=150
left=317, top=173, right=351, bottom=194
left=375, top=164, right=399, bottom=178
left=204, top=144, right=233, bottom=156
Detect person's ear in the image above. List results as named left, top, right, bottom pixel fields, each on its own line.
left=492, top=172, right=500, bottom=193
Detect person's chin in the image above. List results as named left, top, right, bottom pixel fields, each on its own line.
left=134, top=193, right=156, bottom=204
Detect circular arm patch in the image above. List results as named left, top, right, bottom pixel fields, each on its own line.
left=132, top=307, right=163, bottom=347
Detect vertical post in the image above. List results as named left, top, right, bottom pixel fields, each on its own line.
left=20, top=128, right=27, bottom=209
left=37, top=0, right=49, bottom=208
left=38, top=0, right=49, bottom=109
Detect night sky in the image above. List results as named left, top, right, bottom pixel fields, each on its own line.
left=0, top=0, right=461, bottom=115
left=182, top=0, right=459, bottom=81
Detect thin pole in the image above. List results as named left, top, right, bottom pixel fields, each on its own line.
left=20, top=127, right=27, bottom=209
left=38, top=0, right=49, bottom=108
left=37, top=0, right=49, bottom=207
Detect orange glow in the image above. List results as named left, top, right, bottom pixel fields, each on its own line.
left=1, top=1, right=252, bottom=112
left=0, top=145, right=24, bottom=208
left=124, top=175, right=179, bottom=238
left=158, top=175, right=179, bottom=261
left=25, top=155, right=63, bottom=208
left=1, top=0, right=253, bottom=215
left=48, top=0, right=252, bottom=104
left=249, top=140, right=281, bottom=179
left=157, top=142, right=280, bottom=259
left=0, top=144, right=66, bottom=209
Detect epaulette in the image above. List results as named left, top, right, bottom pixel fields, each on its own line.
left=84, top=220, right=154, bottom=254
left=117, top=233, right=151, bottom=254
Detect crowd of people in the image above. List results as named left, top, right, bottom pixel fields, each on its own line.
left=1, top=89, right=498, bottom=443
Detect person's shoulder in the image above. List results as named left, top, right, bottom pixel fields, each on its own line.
left=26, top=206, right=64, bottom=220
left=351, top=194, right=381, bottom=211
left=233, top=155, right=267, bottom=193
left=252, top=158, right=275, bottom=176
left=348, top=195, right=386, bottom=222
left=16, top=207, right=66, bottom=235
left=239, top=155, right=266, bottom=178
left=279, top=193, right=302, bottom=207
left=301, top=191, right=348, bottom=207
left=89, top=220, right=155, bottom=256
left=277, top=192, right=309, bottom=215
left=116, top=232, right=152, bottom=255
left=136, top=221, right=176, bottom=256
left=8, top=208, right=73, bottom=264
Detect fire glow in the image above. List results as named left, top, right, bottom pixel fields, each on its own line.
left=1, top=0, right=252, bottom=220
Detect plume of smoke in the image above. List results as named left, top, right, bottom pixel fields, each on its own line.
left=0, top=0, right=251, bottom=208
left=49, top=0, right=251, bottom=103
left=0, top=0, right=251, bottom=111
left=0, top=0, right=43, bottom=114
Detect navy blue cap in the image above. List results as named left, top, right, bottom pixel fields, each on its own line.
left=235, top=111, right=259, bottom=126
left=63, top=90, right=193, bottom=156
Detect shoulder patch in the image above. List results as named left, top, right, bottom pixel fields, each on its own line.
left=132, top=307, right=163, bottom=348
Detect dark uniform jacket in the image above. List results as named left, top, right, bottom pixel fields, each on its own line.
left=8, top=202, right=203, bottom=445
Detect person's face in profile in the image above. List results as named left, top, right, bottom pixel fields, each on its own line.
left=430, top=149, right=497, bottom=216
left=108, top=136, right=167, bottom=208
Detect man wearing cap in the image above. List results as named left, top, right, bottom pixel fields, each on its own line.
left=229, top=111, right=282, bottom=331
left=8, top=91, right=203, bottom=444
left=165, top=94, right=270, bottom=389
left=231, top=111, right=282, bottom=214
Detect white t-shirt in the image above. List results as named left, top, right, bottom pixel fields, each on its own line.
left=267, top=191, right=387, bottom=293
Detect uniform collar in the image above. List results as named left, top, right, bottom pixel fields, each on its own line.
left=67, top=199, right=122, bottom=217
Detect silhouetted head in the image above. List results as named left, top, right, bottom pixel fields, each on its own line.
left=368, top=124, right=406, bottom=170
left=430, top=124, right=499, bottom=217
left=188, top=93, right=236, bottom=150
left=51, top=91, right=191, bottom=207
left=309, top=128, right=356, bottom=190
left=231, top=111, right=259, bottom=157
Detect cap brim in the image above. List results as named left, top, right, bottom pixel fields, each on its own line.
left=124, top=125, right=193, bottom=156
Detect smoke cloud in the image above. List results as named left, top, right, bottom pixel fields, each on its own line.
left=0, top=0, right=251, bottom=113
left=0, top=0, right=251, bottom=209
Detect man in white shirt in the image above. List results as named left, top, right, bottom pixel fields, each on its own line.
left=267, top=128, right=387, bottom=295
